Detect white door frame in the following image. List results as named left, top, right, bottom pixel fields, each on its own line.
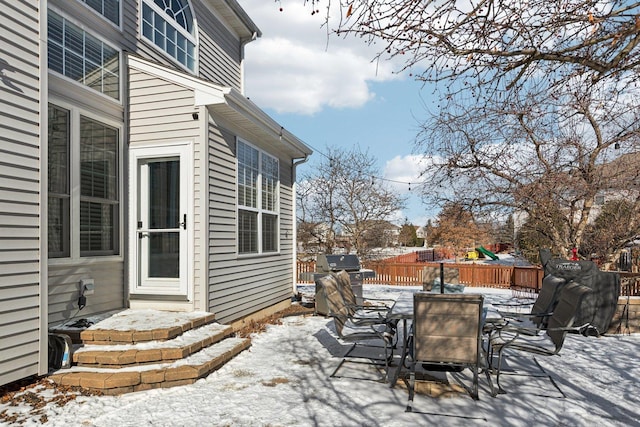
left=128, top=142, right=193, bottom=300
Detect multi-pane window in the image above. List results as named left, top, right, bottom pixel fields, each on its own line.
left=48, top=10, right=120, bottom=99
left=261, top=155, right=279, bottom=252
left=80, top=0, right=120, bottom=25
left=141, top=0, right=196, bottom=72
left=47, top=103, right=120, bottom=259
left=237, top=141, right=279, bottom=254
left=48, top=105, right=71, bottom=258
left=80, top=117, right=119, bottom=255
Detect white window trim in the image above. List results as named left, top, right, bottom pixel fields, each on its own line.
left=77, top=0, right=123, bottom=30
left=138, top=0, right=199, bottom=74
left=48, top=7, right=123, bottom=105
left=236, top=138, right=280, bottom=256
left=48, top=98, right=124, bottom=266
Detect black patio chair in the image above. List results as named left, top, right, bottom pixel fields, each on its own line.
left=330, top=269, right=394, bottom=317
left=487, top=281, right=593, bottom=395
left=494, top=274, right=566, bottom=332
left=315, top=274, right=395, bottom=381
left=405, top=293, right=485, bottom=411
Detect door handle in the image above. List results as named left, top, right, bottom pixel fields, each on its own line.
left=138, top=231, right=149, bottom=239
left=180, top=214, right=187, bottom=230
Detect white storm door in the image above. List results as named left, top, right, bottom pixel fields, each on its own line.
left=131, top=144, right=190, bottom=296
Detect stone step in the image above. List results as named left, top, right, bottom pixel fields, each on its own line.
left=73, top=323, right=235, bottom=367
left=48, top=309, right=251, bottom=395
left=50, top=336, right=251, bottom=395
left=79, top=310, right=217, bottom=344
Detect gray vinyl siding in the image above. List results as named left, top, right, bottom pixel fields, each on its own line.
left=0, top=0, right=44, bottom=386
left=129, top=70, right=200, bottom=144
left=128, top=69, right=203, bottom=305
left=48, top=262, right=125, bottom=327
left=206, top=124, right=295, bottom=323
left=193, top=0, right=242, bottom=89
left=279, top=161, right=295, bottom=256
left=193, top=106, right=206, bottom=310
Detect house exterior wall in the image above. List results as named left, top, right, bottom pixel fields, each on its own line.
left=46, top=3, right=126, bottom=326
left=0, top=0, right=47, bottom=386
left=43, top=0, right=248, bottom=323
left=47, top=263, right=125, bottom=325
left=206, top=124, right=296, bottom=323
left=193, top=0, right=243, bottom=90
left=1, top=0, right=307, bottom=387
left=127, top=67, right=203, bottom=309
left=49, top=0, right=243, bottom=90
left=128, top=70, right=200, bottom=145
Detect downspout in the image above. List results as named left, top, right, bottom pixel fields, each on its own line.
left=292, top=155, right=309, bottom=295
left=239, top=32, right=258, bottom=96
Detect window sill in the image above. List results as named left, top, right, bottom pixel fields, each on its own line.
left=237, top=251, right=281, bottom=260
left=48, top=255, right=124, bottom=267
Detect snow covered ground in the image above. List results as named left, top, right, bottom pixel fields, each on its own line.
left=2, top=285, right=639, bottom=427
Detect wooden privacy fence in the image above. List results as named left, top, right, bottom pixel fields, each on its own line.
left=296, top=260, right=545, bottom=291
left=364, top=262, right=544, bottom=290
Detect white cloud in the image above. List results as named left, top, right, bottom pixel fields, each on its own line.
left=242, top=1, right=401, bottom=115
left=383, top=154, right=428, bottom=193
left=383, top=154, right=442, bottom=224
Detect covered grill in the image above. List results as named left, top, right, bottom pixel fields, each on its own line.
left=301, top=254, right=375, bottom=315
left=539, top=249, right=621, bottom=334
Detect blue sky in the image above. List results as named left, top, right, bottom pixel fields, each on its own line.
left=241, top=1, right=440, bottom=226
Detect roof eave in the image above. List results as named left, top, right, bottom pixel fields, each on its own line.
left=203, top=0, right=262, bottom=41
left=208, top=87, right=313, bottom=158
left=127, top=55, right=311, bottom=159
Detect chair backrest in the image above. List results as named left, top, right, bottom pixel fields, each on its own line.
left=413, top=293, right=484, bottom=365
left=530, top=274, right=565, bottom=327
left=545, top=281, right=592, bottom=351
left=331, top=270, right=357, bottom=314
left=316, top=275, right=349, bottom=337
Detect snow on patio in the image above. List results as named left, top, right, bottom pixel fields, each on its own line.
left=1, top=285, right=639, bottom=426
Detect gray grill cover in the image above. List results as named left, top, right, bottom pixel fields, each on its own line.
left=540, top=249, right=620, bottom=334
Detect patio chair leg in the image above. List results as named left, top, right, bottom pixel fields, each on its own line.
left=342, top=343, right=358, bottom=359
left=494, top=351, right=507, bottom=395
left=330, top=358, right=348, bottom=378
left=471, top=367, right=479, bottom=400
left=481, top=338, right=499, bottom=397
left=533, top=357, right=567, bottom=398
left=485, top=367, right=499, bottom=397
left=405, top=368, right=416, bottom=413
left=330, top=343, right=356, bottom=378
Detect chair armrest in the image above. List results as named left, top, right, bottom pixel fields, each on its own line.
left=344, top=302, right=389, bottom=314
left=490, top=322, right=588, bottom=338
left=350, top=312, right=385, bottom=321
left=364, top=296, right=395, bottom=302
left=348, top=312, right=389, bottom=327
left=492, top=301, right=534, bottom=309
left=497, top=308, right=551, bottom=317
left=362, top=296, right=395, bottom=306
left=497, top=310, right=553, bottom=323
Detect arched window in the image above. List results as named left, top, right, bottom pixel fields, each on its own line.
left=141, top=0, right=197, bottom=72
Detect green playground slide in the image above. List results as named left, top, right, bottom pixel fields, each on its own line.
left=476, top=246, right=499, bottom=260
